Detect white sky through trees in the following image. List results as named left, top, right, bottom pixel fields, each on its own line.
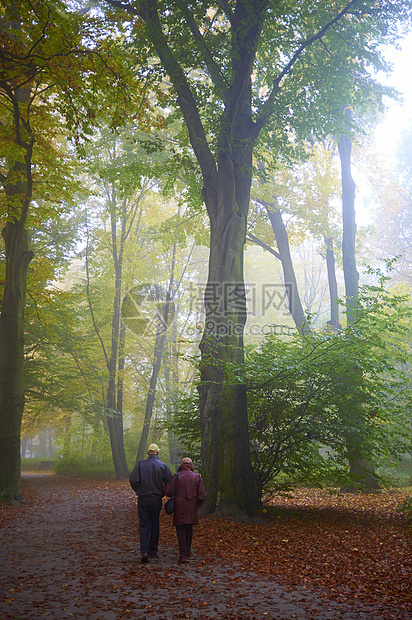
left=375, top=31, right=412, bottom=162
left=345, top=31, right=412, bottom=227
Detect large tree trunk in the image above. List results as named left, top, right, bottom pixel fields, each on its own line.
left=198, top=141, right=259, bottom=518
left=138, top=0, right=261, bottom=517
left=0, top=221, right=34, bottom=502
left=338, top=108, right=379, bottom=492
left=0, top=61, right=34, bottom=502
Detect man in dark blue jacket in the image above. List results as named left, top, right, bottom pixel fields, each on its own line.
left=133, top=444, right=172, bottom=563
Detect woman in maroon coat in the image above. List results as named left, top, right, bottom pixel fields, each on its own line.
left=164, top=457, right=207, bottom=563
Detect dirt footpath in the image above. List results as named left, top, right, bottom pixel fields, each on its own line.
left=0, top=475, right=390, bottom=619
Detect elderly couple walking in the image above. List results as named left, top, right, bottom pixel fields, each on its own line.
left=130, top=443, right=206, bottom=564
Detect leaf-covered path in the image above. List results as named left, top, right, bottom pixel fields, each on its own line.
left=0, top=475, right=410, bottom=619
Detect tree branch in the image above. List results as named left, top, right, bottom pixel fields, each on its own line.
left=104, top=0, right=141, bottom=17
left=176, top=0, right=229, bottom=97
left=222, top=0, right=267, bottom=132
left=255, top=0, right=359, bottom=132
left=84, top=210, right=109, bottom=367
left=246, top=232, right=281, bottom=260
left=138, top=0, right=218, bottom=193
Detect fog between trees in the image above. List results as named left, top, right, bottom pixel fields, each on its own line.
left=1, top=1, right=412, bottom=511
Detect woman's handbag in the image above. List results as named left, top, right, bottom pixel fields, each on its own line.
left=165, top=474, right=178, bottom=515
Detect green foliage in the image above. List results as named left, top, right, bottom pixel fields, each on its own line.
left=24, top=283, right=107, bottom=422
left=53, top=456, right=115, bottom=479
left=0, top=0, right=141, bottom=226
left=165, top=391, right=202, bottom=468
left=51, top=415, right=118, bottom=478
left=170, top=270, right=412, bottom=499
left=378, top=458, right=412, bottom=488
left=21, top=457, right=55, bottom=471
left=243, top=272, right=412, bottom=496
left=121, top=0, right=412, bottom=170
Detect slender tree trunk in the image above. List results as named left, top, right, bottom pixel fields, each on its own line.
left=117, top=321, right=126, bottom=425
left=114, top=319, right=128, bottom=473
left=324, top=236, right=340, bottom=331
left=106, top=205, right=129, bottom=479
left=338, top=107, right=379, bottom=492
left=339, top=116, right=359, bottom=324
left=165, top=241, right=194, bottom=469
left=136, top=323, right=167, bottom=462
left=48, top=432, right=54, bottom=457
left=21, top=437, right=27, bottom=458
left=136, top=246, right=176, bottom=462
left=38, top=430, right=47, bottom=458
left=164, top=320, right=180, bottom=470
left=63, top=415, right=72, bottom=457
left=266, top=206, right=309, bottom=334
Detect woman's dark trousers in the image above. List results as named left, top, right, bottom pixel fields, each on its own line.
left=175, top=524, right=193, bottom=559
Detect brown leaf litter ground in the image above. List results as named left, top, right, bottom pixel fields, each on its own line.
left=0, top=474, right=411, bottom=619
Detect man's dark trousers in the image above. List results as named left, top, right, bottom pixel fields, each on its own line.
left=138, top=496, right=163, bottom=556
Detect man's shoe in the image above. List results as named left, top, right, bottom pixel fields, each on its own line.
left=178, top=556, right=188, bottom=564
left=141, top=554, right=149, bottom=563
